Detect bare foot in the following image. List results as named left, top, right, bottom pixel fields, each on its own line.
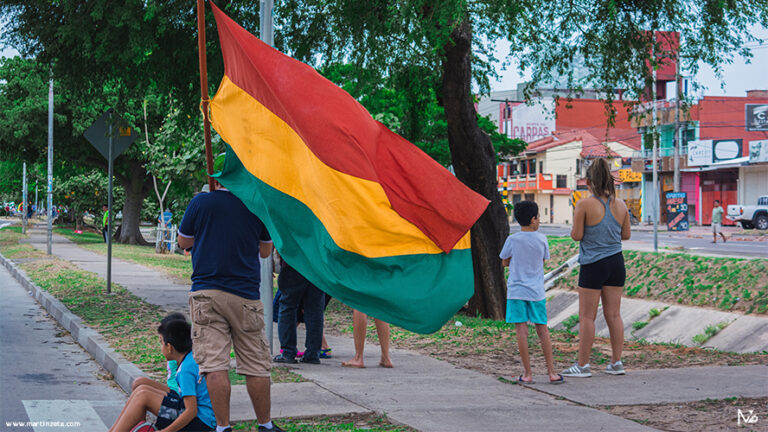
left=341, top=360, right=365, bottom=368
left=379, top=358, right=393, bottom=368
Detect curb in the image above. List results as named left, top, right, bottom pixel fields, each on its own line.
left=0, top=252, right=147, bottom=393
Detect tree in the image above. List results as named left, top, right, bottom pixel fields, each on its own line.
left=274, top=0, right=767, bottom=318
left=0, top=1, right=260, bottom=244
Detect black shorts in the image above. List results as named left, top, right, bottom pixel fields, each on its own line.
left=155, top=391, right=214, bottom=431
left=578, top=252, right=626, bottom=289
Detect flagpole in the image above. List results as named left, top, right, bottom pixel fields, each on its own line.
left=197, top=0, right=215, bottom=192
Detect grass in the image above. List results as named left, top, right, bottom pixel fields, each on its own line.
left=692, top=322, right=731, bottom=345
left=546, top=236, right=768, bottom=314
left=631, top=321, right=649, bottom=331
left=0, top=228, right=300, bottom=385
left=233, top=414, right=413, bottom=431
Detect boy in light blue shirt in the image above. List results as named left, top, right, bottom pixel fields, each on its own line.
left=500, top=201, right=564, bottom=385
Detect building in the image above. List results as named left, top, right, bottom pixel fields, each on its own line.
left=498, top=128, right=641, bottom=224
left=631, top=90, right=768, bottom=225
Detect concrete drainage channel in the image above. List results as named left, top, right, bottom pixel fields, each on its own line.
left=0, top=253, right=147, bottom=392
left=546, top=289, right=768, bottom=353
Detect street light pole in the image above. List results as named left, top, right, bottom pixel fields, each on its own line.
left=673, top=49, right=681, bottom=193
left=22, top=162, right=27, bottom=234
left=47, top=77, right=53, bottom=255
left=259, top=0, right=275, bottom=354
left=651, top=38, right=659, bottom=252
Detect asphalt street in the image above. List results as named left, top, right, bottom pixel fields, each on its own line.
left=533, top=225, right=768, bottom=258
left=0, top=264, right=125, bottom=432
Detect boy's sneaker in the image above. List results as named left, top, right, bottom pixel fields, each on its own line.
left=605, top=360, right=625, bottom=375
left=320, top=348, right=333, bottom=359
left=258, top=423, right=285, bottom=431
left=561, top=363, right=592, bottom=377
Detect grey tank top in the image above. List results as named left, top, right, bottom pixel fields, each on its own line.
left=578, top=197, right=623, bottom=265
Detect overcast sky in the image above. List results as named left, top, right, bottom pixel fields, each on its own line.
left=489, top=25, right=768, bottom=97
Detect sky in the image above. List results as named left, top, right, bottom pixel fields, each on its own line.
left=489, top=25, right=768, bottom=97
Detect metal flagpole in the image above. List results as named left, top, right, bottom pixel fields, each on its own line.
left=260, top=0, right=275, bottom=354
left=47, top=77, right=53, bottom=255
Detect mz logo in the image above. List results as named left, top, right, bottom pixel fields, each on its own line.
left=737, top=409, right=758, bottom=426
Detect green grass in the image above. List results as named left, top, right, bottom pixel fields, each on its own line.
left=234, top=414, right=413, bottom=431
left=692, top=322, right=731, bottom=345
left=546, top=236, right=768, bottom=314
left=632, top=321, right=649, bottom=331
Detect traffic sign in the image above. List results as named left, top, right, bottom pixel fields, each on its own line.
left=83, top=109, right=137, bottom=161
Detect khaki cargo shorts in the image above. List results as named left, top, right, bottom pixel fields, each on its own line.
left=189, top=290, right=271, bottom=377
left=712, top=222, right=722, bottom=233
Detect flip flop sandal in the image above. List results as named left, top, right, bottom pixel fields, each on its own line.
left=517, top=375, right=534, bottom=384
left=550, top=374, right=566, bottom=385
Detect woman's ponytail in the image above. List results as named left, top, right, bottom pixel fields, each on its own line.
left=586, top=158, right=616, bottom=200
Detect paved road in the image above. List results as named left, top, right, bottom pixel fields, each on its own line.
left=0, top=264, right=125, bottom=431
left=534, top=225, right=767, bottom=258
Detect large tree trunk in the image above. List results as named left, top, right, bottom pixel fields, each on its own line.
left=117, top=161, right=151, bottom=245
left=442, top=18, right=508, bottom=320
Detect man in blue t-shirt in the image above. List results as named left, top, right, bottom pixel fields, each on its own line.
left=178, top=182, right=282, bottom=432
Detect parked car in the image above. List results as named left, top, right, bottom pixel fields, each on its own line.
left=727, top=195, right=768, bottom=230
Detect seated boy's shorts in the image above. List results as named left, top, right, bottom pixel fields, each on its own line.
left=154, top=392, right=213, bottom=431
left=506, top=299, right=547, bottom=325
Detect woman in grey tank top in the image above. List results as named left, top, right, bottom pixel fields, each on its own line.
left=561, top=159, right=631, bottom=378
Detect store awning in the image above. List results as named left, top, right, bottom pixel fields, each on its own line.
left=681, top=157, right=749, bottom=172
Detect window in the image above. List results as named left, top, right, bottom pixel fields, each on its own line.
left=556, top=175, right=567, bottom=188
left=576, top=159, right=582, bottom=176
left=539, top=161, right=544, bottom=174
left=530, top=158, right=537, bottom=175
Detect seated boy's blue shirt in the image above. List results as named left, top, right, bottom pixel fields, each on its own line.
left=499, top=231, right=550, bottom=301
left=176, top=353, right=216, bottom=428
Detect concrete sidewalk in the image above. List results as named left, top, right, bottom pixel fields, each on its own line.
left=7, top=226, right=768, bottom=431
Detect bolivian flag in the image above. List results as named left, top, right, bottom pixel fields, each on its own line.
left=209, top=3, right=489, bottom=333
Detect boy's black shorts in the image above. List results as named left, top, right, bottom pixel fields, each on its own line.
left=155, top=391, right=214, bottom=432
left=578, top=252, right=626, bottom=289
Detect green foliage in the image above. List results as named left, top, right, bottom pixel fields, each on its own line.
left=649, top=308, right=661, bottom=319
left=562, top=314, right=579, bottom=331
left=632, top=321, right=649, bottom=331
left=692, top=321, right=730, bottom=345
left=53, top=170, right=124, bottom=228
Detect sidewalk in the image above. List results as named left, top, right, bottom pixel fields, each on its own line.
left=6, top=226, right=768, bottom=431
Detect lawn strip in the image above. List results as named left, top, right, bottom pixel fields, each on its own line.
left=233, top=413, right=414, bottom=431
left=546, top=236, right=768, bottom=314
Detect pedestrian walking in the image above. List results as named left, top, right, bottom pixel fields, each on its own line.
left=711, top=200, right=727, bottom=243
left=102, top=204, right=109, bottom=243
left=562, top=158, right=631, bottom=378
left=178, top=180, right=283, bottom=432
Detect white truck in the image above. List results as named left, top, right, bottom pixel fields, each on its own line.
left=727, top=195, right=768, bottom=230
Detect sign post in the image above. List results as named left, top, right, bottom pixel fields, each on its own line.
left=84, top=108, right=137, bottom=294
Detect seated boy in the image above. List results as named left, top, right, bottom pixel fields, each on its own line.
left=110, top=315, right=216, bottom=432
left=500, top=201, right=564, bottom=385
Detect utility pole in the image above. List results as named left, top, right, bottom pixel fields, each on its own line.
left=47, top=77, right=53, bottom=255
left=259, top=0, right=275, bottom=354
left=651, top=36, right=659, bottom=252
left=22, top=162, right=27, bottom=234
left=673, top=49, right=681, bottom=193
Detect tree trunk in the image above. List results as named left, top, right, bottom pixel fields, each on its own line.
left=442, top=18, right=508, bottom=320
left=117, top=161, right=151, bottom=245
